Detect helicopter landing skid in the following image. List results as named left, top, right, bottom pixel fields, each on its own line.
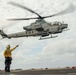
left=39, top=35, right=58, bottom=40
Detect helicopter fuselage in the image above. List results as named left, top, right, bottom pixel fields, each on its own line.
left=6, top=20, right=68, bottom=39
left=0, top=20, right=68, bottom=39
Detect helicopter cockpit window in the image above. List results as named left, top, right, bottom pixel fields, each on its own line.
left=52, top=22, right=61, bottom=25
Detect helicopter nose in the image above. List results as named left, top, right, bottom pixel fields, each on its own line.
left=63, top=24, right=68, bottom=29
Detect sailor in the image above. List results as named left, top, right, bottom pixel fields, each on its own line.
left=4, top=45, right=19, bottom=72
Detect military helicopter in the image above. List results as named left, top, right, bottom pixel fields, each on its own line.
left=0, top=2, right=71, bottom=40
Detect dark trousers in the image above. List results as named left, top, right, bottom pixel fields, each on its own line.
left=5, top=57, right=12, bottom=72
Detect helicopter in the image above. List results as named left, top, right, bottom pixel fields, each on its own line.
left=0, top=2, right=72, bottom=40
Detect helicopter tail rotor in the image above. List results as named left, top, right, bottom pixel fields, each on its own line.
left=0, top=30, right=11, bottom=39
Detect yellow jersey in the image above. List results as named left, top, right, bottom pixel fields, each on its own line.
left=4, top=46, right=17, bottom=57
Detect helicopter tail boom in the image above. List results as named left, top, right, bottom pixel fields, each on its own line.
left=0, top=30, right=11, bottom=39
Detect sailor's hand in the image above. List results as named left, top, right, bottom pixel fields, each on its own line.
left=16, top=45, right=19, bottom=47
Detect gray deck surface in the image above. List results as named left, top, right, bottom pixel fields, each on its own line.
left=0, top=69, right=76, bottom=75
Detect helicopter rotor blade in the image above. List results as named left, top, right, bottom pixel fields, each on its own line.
left=8, top=17, right=39, bottom=20
left=42, top=3, right=76, bottom=18
left=8, top=3, right=76, bottom=21
left=8, top=2, right=42, bottom=19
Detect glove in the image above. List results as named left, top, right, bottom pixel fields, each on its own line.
left=16, top=45, right=19, bottom=47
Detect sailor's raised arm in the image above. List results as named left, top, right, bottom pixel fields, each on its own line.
left=10, top=45, right=19, bottom=51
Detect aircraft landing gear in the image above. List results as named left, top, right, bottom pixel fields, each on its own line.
left=39, top=34, right=58, bottom=40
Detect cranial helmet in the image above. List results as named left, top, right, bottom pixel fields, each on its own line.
left=6, top=45, right=10, bottom=49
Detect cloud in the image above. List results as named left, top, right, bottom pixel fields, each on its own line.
left=0, top=0, right=76, bottom=69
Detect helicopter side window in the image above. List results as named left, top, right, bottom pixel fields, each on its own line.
left=31, top=31, right=33, bottom=33
left=26, top=32, right=27, bottom=34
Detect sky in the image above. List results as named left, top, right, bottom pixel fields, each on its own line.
left=0, top=0, right=76, bottom=70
